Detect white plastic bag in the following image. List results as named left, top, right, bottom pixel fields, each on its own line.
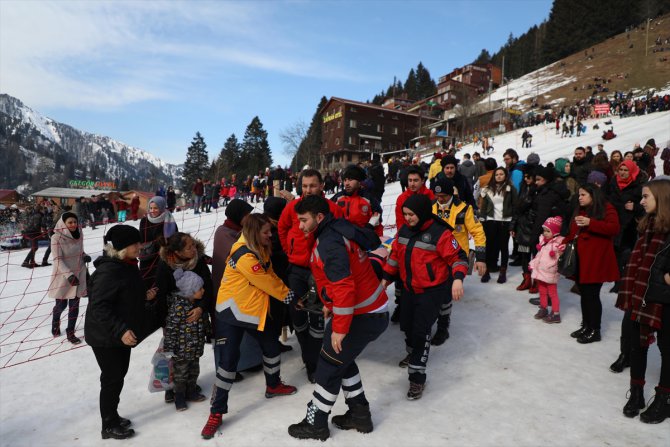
left=148, top=337, right=174, bottom=393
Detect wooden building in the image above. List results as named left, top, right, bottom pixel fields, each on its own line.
left=319, top=97, right=437, bottom=170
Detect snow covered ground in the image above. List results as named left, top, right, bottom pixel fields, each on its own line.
left=1, top=111, right=670, bottom=446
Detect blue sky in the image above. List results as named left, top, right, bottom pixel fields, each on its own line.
left=0, top=0, right=553, bottom=167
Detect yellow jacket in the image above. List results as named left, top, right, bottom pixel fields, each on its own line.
left=216, top=236, right=290, bottom=331
left=432, top=198, right=486, bottom=262
left=428, top=159, right=443, bottom=180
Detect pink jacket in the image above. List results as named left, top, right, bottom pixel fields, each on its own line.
left=228, top=186, right=237, bottom=198
left=529, top=235, right=565, bottom=284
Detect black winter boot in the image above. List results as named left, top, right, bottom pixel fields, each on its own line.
left=480, top=270, right=491, bottom=283
left=640, top=387, right=670, bottom=424
left=101, top=417, right=135, bottom=440
left=496, top=267, right=507, bottom=284
left=431, top=327, right=449, bottom=346
left=623, top=383, right=646, bottom=417
left=288, top=402, right=330, bottom=441
left=577, top=329, right=601, bottom=344
left=66, top=329, right=81, bottom=345
left=332, top=403, right=373, bottom=433
left=570, top=324, right=588, bottom=339
left=609, top=353, right=630, bottom=373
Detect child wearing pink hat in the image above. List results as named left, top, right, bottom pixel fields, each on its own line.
left=529, top=216, right=565, bottom=323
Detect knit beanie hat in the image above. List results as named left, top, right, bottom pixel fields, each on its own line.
left=587, top=170, right=608, bottom=186
left=431, top=176, right=455, bottom=196
left=554, top=158, right=570, bottom=178
left=535, top=165, right=555, bottom=182
left=440, top=156, right=459, bottom=168
left=104, top=225, right=141, bottom=251
left=148, top=196, right=166, bottom=213
left=173, top=268, right=204, bottom=297
left=342, top=165, right=367, bottom=182
left=526, top=153, right=541, bottom=166
left=225, top=199, right=253, bottom=226
left=542, top=216, right=563, bottom=236
left=402, top=194, right=433, bottom=228
left=61, top=211, right=78, bottom=222
left=263, top=196, right=287, bottom=221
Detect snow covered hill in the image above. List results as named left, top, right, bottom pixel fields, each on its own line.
left=1, top=112, right=669, bottom=446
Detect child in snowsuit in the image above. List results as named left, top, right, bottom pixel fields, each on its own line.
left=164, top=268, right=207, bottom=411
left=529, top=216, right=565, bottom=323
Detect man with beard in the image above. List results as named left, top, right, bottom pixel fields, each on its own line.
left=331, top=165, right=383, bottom=236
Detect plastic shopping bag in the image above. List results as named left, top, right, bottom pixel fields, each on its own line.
left=148, top=337, right=174, bottom=393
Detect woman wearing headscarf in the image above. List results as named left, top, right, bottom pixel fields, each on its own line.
left=139, top=196, right=178, bottom=289
left=616, top=179, right=670, bottom=423
left=85, top=225, right=158, bottom=440
left=48, top=212, right=90, bottom=344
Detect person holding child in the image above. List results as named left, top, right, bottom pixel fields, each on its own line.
left=164, top=268, right=207, bottom=411
left=529, top=216, right=565, bottom=323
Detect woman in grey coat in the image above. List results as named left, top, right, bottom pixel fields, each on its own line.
left=48, top=212, right=90, bottom=343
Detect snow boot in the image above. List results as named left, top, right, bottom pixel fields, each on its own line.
left=528, top=280, right=539, bottom=294
left=332, top=403, right=373, bottom=433
left=117, top=416, right=131, bottom=428
left=496, top=267, right=507, bottom=284
left=623, top=383, right=646, bottom=418
left=610, top=353, right=630, bottom=373
left=407, top=382, right=425, bottom=400
left=201, top=413, right=222, bottom=439
left=570, top=324, right=588, bottom=339
left=101, top=417, right=135, bottom=440
left=577, top=329, right=601, bottom=344
left=516, top=273, right=531, bottom=291
left=175, top=392, right=187, bottom=411
left=265, top=381, right=297, bottom=398
left=288, top=402, right=330, bottom=441
left=639, top=387, right=670, bottom=424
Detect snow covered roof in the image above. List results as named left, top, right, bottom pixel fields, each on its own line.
left=30, top=187, right=115, bottom=198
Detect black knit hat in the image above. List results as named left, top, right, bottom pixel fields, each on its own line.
left=535, top=165, right=556, bottom=182
left=402, top=194, right=433, bottom=227
left=263, top=196, right=287, bottom=221
left=342, top=165, right=366, bottom=182
left=431, top=176, right=454, bottom=196
left=440, top=156, right=459, bottom=168
left=225, top=199, right=253, bottom=226
left=61, top=212, right=78, bottom=222
left=104, top=225, right=141, bottom=251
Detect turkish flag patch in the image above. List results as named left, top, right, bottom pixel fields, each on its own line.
left=252, top=263, right=262, bottom=272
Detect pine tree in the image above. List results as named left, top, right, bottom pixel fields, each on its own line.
left=239, top=117, right=272, bottom=178
left=415, top=62, right=437, bottom=100
left=404, top=68, right=418, bottom=100
left=213, top=134, right=241, bottom=180
left=474, top=49, right=492, bottom=64
left=182, top=132, right=209, bottom=190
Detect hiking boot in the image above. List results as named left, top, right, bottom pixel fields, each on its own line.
left=543, top=312, right=561, bottom=324
left=516, top=273, right=531, bottom=291
left=101, top=425, right=135, bottom=440
left=577, top=329, right=601, bottom=344
left=201, top=413, right=222, bottom=439
left=534, top=307, right=549, bottom=320
left=175, top=392, right=187, bottom=411
left=639, top=387, right=670, bottom=424
left=431, top=327, right=449, bottom=346
left=265, top=381, right=297, bottom=398
left=398, top=354, right=410, bottom=368
left=529, top=297, right=540, bottom=306
left=66, top=329, right=81, bottom=344
left=332, top=404, right=373, bottom=433
left=407, top=382, right=425, bottom=400
left=165, top=389, right=175, bottom=403
left=570, top=324, right=588, bottom=339
left=610, top=353, right=630, bottom=373
left=287, top=419, right=330, bottom=441
left=496, top=267, right=507, bottom=284
left=623, top=384, right=646, bottom=418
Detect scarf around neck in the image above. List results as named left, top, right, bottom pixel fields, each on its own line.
left=147, top=211, right=177, bottom=240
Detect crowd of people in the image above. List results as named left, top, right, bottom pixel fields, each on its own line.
left=8, top=134, right=670, bottom=440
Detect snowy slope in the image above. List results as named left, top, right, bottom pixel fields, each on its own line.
left=1, top=112, right=670, bottom=446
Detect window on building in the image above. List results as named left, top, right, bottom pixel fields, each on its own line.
left=350, top=119, right=357, bottom=128
left=377, top=124, right=384, bottom=133
left=337, top=120, right=341, bottom=129
left=392, top=126, right=398, bottom=135
left=348, top=136, right=355, bottom=145
left=374, top=141, right=382, bottom=150
left=350, top=107, right=357, bottom=112
left=335, top=138, right=340, bottom=146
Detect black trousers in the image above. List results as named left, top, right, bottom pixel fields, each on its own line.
left=483, top=220, right=510, bottom=269
left=91, top=346, right=131, bottom=429
left=52, top=298, right=80, bottom=332
left=400, top=287, right=444, bottom=384
left=578, top=282, right=603, bottom=330
left=630, top=304, right=670, bottom=387
left=287, top=264, right=324, bottom=374
left=310, top=313, right=388, bottom=416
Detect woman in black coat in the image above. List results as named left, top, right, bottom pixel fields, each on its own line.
left=85, top=225, right=158, bottom=440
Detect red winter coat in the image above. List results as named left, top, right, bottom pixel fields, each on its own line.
left=565, top=203, right=620, bottom=284
left=331, top=189, right=383, bottom=236
left=394, top=185, right=435, bottom=229
left=278, top=195, right=343, bottom=267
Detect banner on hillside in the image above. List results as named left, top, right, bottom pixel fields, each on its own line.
left=594, top=104, right=610, bottom=115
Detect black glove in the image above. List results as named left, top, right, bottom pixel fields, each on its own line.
left=67, top=274, right=80, bottom=286
left=82, top=254, right=92, bottom=263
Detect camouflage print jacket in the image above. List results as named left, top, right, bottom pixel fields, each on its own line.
left=163, top=293, right=205, bottom=361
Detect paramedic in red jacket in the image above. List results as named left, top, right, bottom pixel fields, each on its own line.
left=278, top=169, right=343, bottom=382
left=383, top=194, right=468, bottom=400
left=331, top=164, right=383, bottom=236
left=288, top=195, right=388, bottom=441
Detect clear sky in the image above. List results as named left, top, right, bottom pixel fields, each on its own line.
left=0, top=0, right=553, bottom=167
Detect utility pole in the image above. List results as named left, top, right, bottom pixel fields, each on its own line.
left=645, top=18, right=651, bottom=56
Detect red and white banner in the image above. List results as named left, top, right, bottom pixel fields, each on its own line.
left=594, top=104, right=610, bottom=115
